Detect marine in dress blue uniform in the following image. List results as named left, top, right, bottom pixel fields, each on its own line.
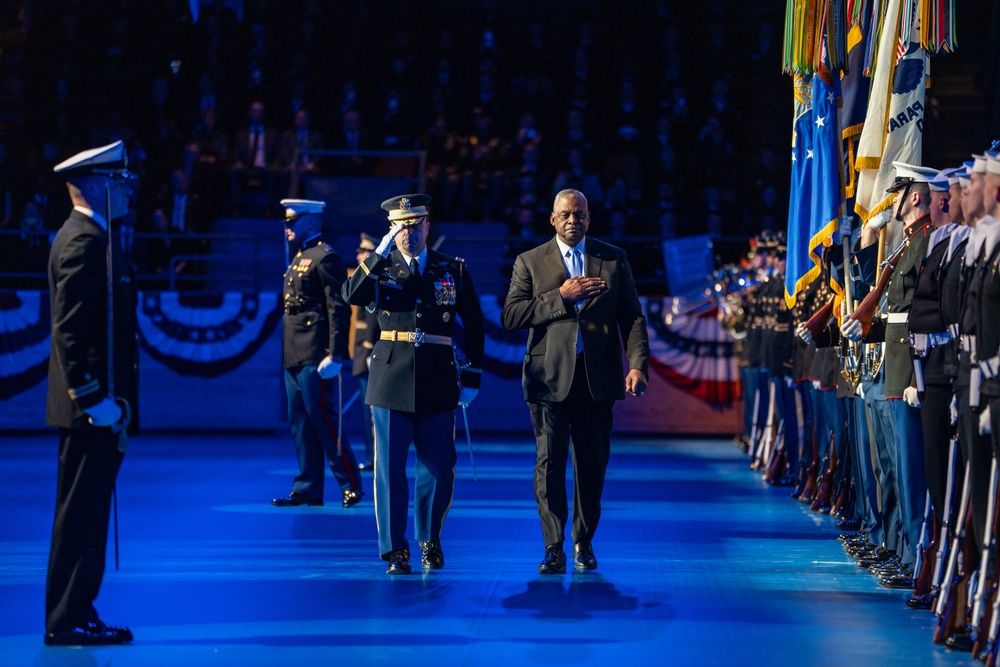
left=341, top=194, right=485, bottom=574
left=351, top=233, right=380, bottom=470
left=271, top=199, right=363, bottom=508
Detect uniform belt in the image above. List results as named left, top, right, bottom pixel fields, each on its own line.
left=910, top=331, right=952, bottom=356
left=979, top=355, right=1000, bottom=380
left=886, top=312, right=908, bottom=324
left=380, top=330, right=452, bottom=346
left=772, top=324, right=790, bottom=332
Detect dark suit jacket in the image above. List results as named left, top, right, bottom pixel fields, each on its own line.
left=46, top=210, right=138, bottom=429
left=232, top=126, right=280, bottom=169
left=282, top=239, right=351, bottom=369
left=500, top=236, right=649, bottom=403
left=342, top=247, right=485, bottom=413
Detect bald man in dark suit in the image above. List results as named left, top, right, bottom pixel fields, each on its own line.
left=501, top=188, right=649, bottom=574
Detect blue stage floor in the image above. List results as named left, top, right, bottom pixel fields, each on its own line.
left=0, top=431, right=979, bottom=666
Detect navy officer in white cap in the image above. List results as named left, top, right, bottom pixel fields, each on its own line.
left=44, top=140, right=136, bottom=645
left=342, top=193, right=485, bottom=574
left=271, top=199, right=364, bottom=508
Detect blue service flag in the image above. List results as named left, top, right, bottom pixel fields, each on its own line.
left=785, top=67, right=842, bottom=307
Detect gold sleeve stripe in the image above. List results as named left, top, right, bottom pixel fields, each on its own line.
left=68, top=380, right=101, bottom=401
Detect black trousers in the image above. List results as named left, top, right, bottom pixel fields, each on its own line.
left=528, top=357, right=614, bottom=548
left=921, top=383, right=954, bottom=531
left=46, top=427, right=124, bottom=633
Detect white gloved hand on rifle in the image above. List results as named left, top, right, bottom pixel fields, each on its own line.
left=84, top=397, right=123, bottom=427
left=796, top=322, right=813, bottom=344
left=840, top=317, right=863, bottom=342
left=375, top=222, right=406, bottom=257
left=981, top=405, right=992, bottom=436
left=903, top=386, right=921, bottom=408
left=317, top=355, right=342, bottom=379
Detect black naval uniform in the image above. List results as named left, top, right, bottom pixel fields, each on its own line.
left=342, top=247, right=485, bottom=559
left=957, top=224, right=999, bottom=553
left=282, top=235, right=361, bottom=502
left=45, top=209, right=138, bottom=634
left=908, top=223, right=959, bottom=525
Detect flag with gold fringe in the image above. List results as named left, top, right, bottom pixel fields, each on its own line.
left=785, top=60, right=843, bottom=308
left=853, top=0, right=927, bottom=223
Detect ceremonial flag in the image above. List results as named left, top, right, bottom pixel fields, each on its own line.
left=854, top=0, right=927, bottom=222
left=840, top=18, right=871, bottom=205
left=786, top=62, right=843, bottom=307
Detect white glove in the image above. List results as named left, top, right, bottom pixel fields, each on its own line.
left=796, top=322, right=813, bottom=344
left=981, top=405, right=993, bottom=435
left=84, top=397, right=123, bottom=427
left=950, top=395, right=958, bottom=426
left=856, top=383, right=866, bottom=400
left=458, top=387, right=479, bottom=407
left=375, top=222, right=406, bottom=257
left=903, top=386, right=921, bottom=408
left=812, top=380, right=822, bottom=390
left=784, top=376, right=795, bottom=388
left=841, top=317, right=863, bottom=342
left=317, top=356, right=342, bottom=379
left=868, top=209, right=891, bottom=230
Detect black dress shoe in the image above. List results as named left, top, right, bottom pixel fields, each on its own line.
left=837, top=518, right=861, bottom=531
left=272, top=493, right=322, bottom=507
left=880, top=573, right=915, bottom=589
left=385, top=549, right=411, bottom=575
left=906, top=593, right=936, bottom=610
left=538, top=544, right=566, bottom=574
left=855, top=547, right=891, bottom=566
left=342, top=488, right=364, bottom=508
left=573, top=542, right=598, bottom=571
left=420, top=540, right=445, bottom=569
left=945, top=633, right=975, bottom=651
left=44, top=621, right=133, bottom=646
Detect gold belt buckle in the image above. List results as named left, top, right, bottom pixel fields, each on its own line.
left=407, top=331, right=424, bottom=346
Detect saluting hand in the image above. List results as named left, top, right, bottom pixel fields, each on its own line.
left=560, top=277, right=607, bottom=305
left=625, top=369, right=648, bottom=398
left=375, top=222, right=406, bottom=257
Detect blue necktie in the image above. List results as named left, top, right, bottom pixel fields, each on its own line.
left=568, top=249, right=584, bottom=354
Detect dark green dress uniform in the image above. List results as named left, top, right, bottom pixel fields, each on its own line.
left=282, top=237, right=361, bottom=502
left=45, top=209, right=138, bottom=635
left=862, top=215, right=932, bottom=566
left=342, top=247, right=485, bottom=559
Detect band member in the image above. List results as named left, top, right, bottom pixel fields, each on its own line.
left=271, top=199, right=363, bottom=508
left=45, top=141, right=137, bottom=645
left=342, top=194, right=485, bottom=574
left=500, top=188, right=649, bottom=574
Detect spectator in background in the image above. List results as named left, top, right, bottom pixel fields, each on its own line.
left=278, top=108, right=324, bottom=198
left=330, top=108, right=373, bottom=176
left=229, top=100, right=280, bottom=216
left=552, top=148, right=603, bottom=205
